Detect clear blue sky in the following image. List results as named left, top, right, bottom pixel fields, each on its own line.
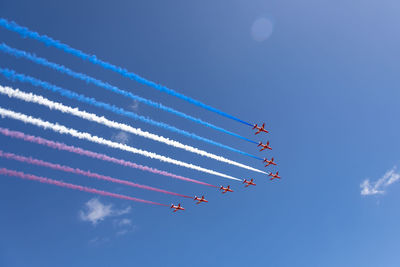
left=1, top=1, right=400, bottom=266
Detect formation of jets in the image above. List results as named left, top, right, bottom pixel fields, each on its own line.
left=254, top=122, right=281, bottom=180
left=170, top=121, right=281, bottom=213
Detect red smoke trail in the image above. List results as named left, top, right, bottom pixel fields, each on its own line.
left=0, top=127, right=217, bottom=188
left=0, top=168, right=168, bottom=206
left=0, top=150, right=192, bottom=199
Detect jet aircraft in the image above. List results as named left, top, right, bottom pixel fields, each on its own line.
left=243, top=178, right=256, bottom=187
left=220, top=185, right=234, bottom=194
left=268, top=171, right=281, bottom=181
left=194, top=195, right=208, bottom=204
left=253, top=123, right=269, bottom=135
left=258, top=141, right=272, bottom=151
left=171, top=203, right=185, bottom=212
left=263, top=157, right=277, bottom=167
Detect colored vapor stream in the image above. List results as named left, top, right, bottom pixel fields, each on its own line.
left=0, top=128, right=216, bottom=187
left=0, top=18, right=253, bottom=127
left=0, top=85, right=265, bottom=174
left=0, top=43, right=257, bottom=145
left=0, top=107, right=243, bottom=181
left=0, top=150, right=192, bottom=198
left=0, top=167, right=168, bottom=206
left=0, top=68, right=262, bottom=161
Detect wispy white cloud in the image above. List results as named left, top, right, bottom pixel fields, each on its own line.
left=80, top=198, right=113, bottom=225
left=114, top=206, right=131, bottom=216
left=79, top=198, right=131, bottom=225
left=113, top=218, right=135, bottom=236
left=130, top=100, right=139, bottom=111
left=360, top=167, right=400, bottom=196
left=116, top=218, right=132, bottom=227
left=116, top=229, right=130, bottom=236
left=111, top=131, right=130, bottom=144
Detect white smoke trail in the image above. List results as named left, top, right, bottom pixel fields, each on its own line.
left=0, top=107, right=242, bottom=181
left=0, top=85, right=266, bottom=174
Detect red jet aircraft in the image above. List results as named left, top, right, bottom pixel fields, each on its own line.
left=243, top=178, right=256, bottom=187
left=268, top=171, right=281, bottom=181
left=263, top=157, right=277, bottom=167
left=253, top=123, right=269, bottom=135
left=220, top=185, right=234, bottom=194
left=194, top=195, right=208, bottom=204
left=170, top=203, right=185, bottom=212
left=258, top=141, right=272, bottom=151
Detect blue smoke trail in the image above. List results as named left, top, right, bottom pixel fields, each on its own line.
left=0, top=18, right=254, bottom=127
left=0, top=43, right=257, bottom=145
left=0, top=68, right=263, bottom=161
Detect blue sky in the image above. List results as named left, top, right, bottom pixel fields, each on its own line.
left=1, top=0, right=400, bottom=266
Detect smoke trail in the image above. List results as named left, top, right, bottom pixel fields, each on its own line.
left=0, top=18, right=253, bottom=127
left=0, top=85, right=266, bottom=174
left=0, top=167, right=168, bottom=206
left=0, top=68, right=262, bottom=161
left=0, top=127, right=216, bottom=187
left=0, top=107, right=243, bottom=181
left=0, top=150, right=192, bottom=198
left=0, top=43, right=257, bottom=144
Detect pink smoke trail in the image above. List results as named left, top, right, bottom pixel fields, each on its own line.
left=0, top=167, right=168, bottom=206
left=0, top=127, right=216, bottom=188
left=0, top=150, right=192, bottom=199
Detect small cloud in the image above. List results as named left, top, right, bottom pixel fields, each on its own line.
left=116, top=229, right=130, bottom=236
left=80, top=198, right=113, bottom=225
left=112, top=131, right=130, bottom=144
left=114, top=206, right=131, bottom=216
left=360, top=180, right=383, bottom=196
left=361, top=167, right=400, bottom=196
left=117, top=218, right=132, bottom=227
left=113, top=218, right=135, bottom=236
left=251, top=17, right=274, bottom=42
left=79, top=198, right=131, bottom=225
left=130, top=100, right=139, bottom=111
